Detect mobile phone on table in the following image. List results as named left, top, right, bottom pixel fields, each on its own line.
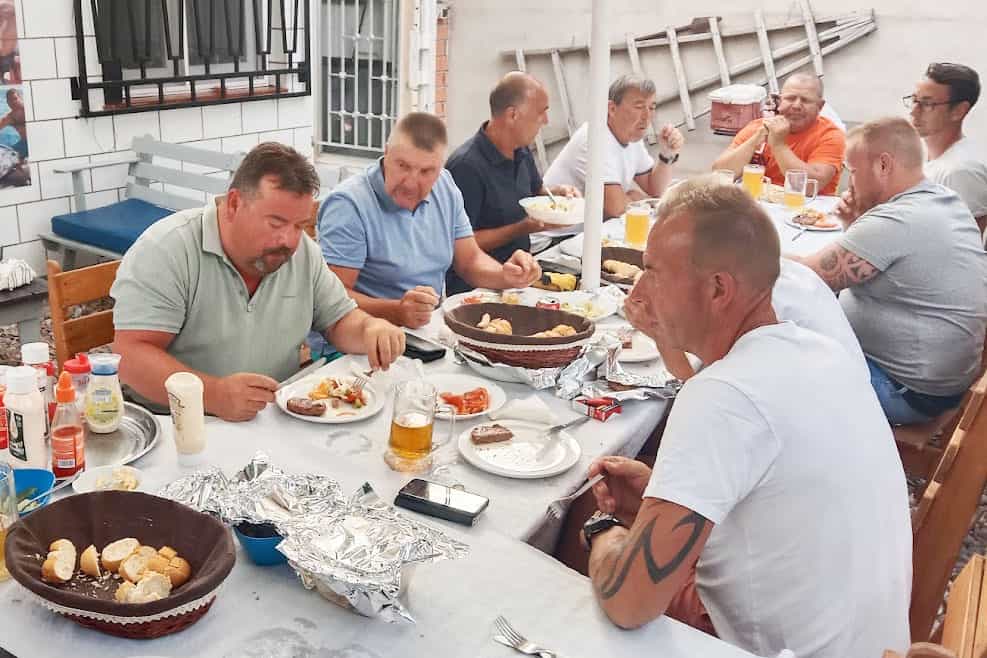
left=403, top=332, right=446, bottom=363
left=394, top=478, right=489, bottom=526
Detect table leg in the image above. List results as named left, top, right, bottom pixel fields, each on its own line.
left=17, top=318, right=42, bottom=344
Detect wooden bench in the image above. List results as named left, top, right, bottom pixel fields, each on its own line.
left=41, top=135, right=244, bottom=269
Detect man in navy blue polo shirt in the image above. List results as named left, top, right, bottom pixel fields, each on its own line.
left=445, top=72, right=579, bottom=294
left=319, top=112, right=542, bottom=329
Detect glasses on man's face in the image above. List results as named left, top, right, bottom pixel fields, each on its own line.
left=902, top=95, right=953, bottom=112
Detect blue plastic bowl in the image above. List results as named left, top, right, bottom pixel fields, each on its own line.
left=13, top=468, right=56, bottom=517
left=234, top=522, right=286, bottom=566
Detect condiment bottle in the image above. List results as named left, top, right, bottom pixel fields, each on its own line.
left=4, top=366, right=47, bottom=469
left=51, top=372, right=85, bottom=478
left=0, top=365, right=11, bottom=460
left=85, top=354, right=124, bottom=434
left=62, top=353, right=92, bottom=415
left=21, top=342, right=53, bottom=440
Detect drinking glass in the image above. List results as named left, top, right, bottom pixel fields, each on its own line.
left=0, top=463, right=17, bottom=582
left=384, top=380, right=457, bottom=473
left=783, top=169, right=818, bottom=210
left=742, top=164, right=770, bottom=199
left=624, top=203, right=651, bottom=248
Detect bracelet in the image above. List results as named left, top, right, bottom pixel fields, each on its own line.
left=658, top=152, right=679, bottom=165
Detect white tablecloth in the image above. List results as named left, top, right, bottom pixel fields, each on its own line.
left=0, top=317, right=763, bottom=658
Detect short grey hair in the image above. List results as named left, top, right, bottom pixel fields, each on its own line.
left=608, top=74, right=657, bottom=105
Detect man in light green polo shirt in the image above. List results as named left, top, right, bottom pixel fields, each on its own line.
left=111, top=142, right=405, bottom=422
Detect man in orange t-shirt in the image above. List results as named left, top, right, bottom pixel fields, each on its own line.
left=713, top=73, right=845, bottom=196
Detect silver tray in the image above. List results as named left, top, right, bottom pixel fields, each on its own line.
left=53, top=402, right=160, bottom=488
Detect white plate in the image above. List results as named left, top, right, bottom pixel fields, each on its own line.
left=276, top=373, right=385, bottom=424
left=783, top=216, right=842, bottom=232
left=72, top=465, right=144, bottom=494
left=431, top=373, right=507, bottom=420
left=559, top=233, right=641, bottom=258
left=441, top=288, right=537, bottom=315
left=554, top=290, right=619, bottom=321
left=519, top=196, right=585, bottom=226
left=457, top=420, right=581, bottom=479
left=618, top=331, right=661, bottom=363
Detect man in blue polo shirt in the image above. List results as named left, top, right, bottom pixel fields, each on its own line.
left=445, top=72, right=579, bottom=294
left=319, top=112, right=542, bottom=329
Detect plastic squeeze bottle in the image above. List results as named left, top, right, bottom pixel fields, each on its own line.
left=62, top=353, right=92, bottom=414
left=4, top=366, right=47, bottom=469
left=85, top=354, right=124, bottom=434
left=51, top=372, right=85, bottom=478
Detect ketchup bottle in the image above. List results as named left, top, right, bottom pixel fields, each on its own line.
left=51, top=372, right=85, bottom=478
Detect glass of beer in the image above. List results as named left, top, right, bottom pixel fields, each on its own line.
left=385, top=380, right=457, bottom=473
left=742, top=164, right=769, bottom=200
left=0, top=463, right=17, bottom=582
left=624, top=203, right=651, bottom=248
left=783, top=170, right=819, bottom=210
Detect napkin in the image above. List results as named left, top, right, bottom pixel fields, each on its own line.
left=488, top=395, right=559, bottom=425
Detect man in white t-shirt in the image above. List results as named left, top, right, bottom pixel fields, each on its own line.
left=908, top=62, right=987, bottom=234
left=581, top=181, right=911, bottom=658
left=543, top=74, right=684, bottom=219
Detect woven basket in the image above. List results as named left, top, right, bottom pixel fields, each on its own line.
left=445, top=303, right=594, bottom=368
left=601, top=246, right=644, bottom=286
left=5, top=491, right=236, bottom=639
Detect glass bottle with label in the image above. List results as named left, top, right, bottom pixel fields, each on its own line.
left=51, top=372, right=85, bottom=478
left=3, top=366, right=47, bottom=469
left=85, top=354, right=124, bottom=434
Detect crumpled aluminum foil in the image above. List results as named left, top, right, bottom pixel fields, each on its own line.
left=158, top=452, right=344, bottom=533
left=556, top=335, right=616, bottom=399
left=278, top=483, right=469, bottom=624
left=452, top=344, right=561, bottom=389
left=580, top=379, right=681, bottom=401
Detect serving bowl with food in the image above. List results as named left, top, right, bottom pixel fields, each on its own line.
left=72, top=465, right=142, bottom=495
left=430, top=373, right=506, bottom=420
left=518, top=195, right=586, bottom=226
left=444, top=303, right=594, bottom=368
left=3, top=491, right=235, bottom=638
left=600, top=246, right=645, bottom=287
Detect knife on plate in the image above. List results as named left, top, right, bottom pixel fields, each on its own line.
left=276, top=356, right=328, bottom=391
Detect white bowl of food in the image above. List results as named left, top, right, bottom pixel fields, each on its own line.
left=72, top=465, right=143, bottom=495
left=519, top=196, right=585, bottom=225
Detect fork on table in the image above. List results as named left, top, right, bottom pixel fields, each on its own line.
left=493, top=615, right=560, bottom=658
left=545, top=473, right=605, bottom=521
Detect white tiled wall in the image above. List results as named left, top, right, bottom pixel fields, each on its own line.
left=0, top=0, right=314, bottom=274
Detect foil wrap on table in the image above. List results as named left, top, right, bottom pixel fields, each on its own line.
left=453, top=344, right=561, bottom=389
left=278, top=483, right=470, bottom=624
left=556, top=335, right=617, bottom=400
left=158, top=452, right=345, bottom=532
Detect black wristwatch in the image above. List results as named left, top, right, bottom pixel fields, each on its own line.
left=658, top=151, right=679, bottom=165
left=582, top=511, right=624, bottom=551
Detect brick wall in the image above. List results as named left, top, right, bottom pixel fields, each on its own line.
left=0, top=0, right=313, bottom=274
left=434, top=6, right=450, bottom=119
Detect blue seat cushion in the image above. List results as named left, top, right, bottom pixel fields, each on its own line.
left=51, top=198, right=175, bottom=254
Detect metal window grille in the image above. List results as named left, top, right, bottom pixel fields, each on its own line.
left=317, top=0, right=400, bottom=157
left=73, top=0, right=311, bottom=117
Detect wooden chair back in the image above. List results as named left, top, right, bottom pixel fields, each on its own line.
left=883, top=645, right=957, bottom=658
left=941, top=554, right=987, bottom=658
left=911, top=370, right=987, bottom=641
left=46, top=259, right=120, bottom=368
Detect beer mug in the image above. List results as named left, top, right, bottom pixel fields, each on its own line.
left=624, top=202, right=651, bottom=248
left=0, top=463, right=17, bottom=582
left=714, top=169, right=737, bottom=185
left=742, top=164, right=770, bottom=200
left=783, top=169, right=818, bottom=210
left=384, top=380, right=457, bottom=473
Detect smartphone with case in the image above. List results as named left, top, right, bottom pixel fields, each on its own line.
left=394, top=478, right=489, bottom=526
left=403, top=332, right=446, bottom=363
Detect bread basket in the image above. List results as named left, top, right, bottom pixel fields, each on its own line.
left=4, top=490, right=236, bottom=639
left=601, top=246, right=645, bottom=287
left=444, top=302, right=594, bottom=368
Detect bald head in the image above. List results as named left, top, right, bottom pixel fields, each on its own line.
left=657, top=176, right=781, bottom=293
left=782, top=72, right=824, bottom=99
left=489, top=72, right=543, bottom=116
left=847, top=116, right=924, bottom=170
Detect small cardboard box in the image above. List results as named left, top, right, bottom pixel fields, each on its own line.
left=572, top=396, right=622, bottom=422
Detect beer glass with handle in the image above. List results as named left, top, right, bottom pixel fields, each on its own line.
left=385, top=380, right=457, bottom=473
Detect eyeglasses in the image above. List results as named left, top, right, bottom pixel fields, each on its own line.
left=902, top=95, right=953, bottom=111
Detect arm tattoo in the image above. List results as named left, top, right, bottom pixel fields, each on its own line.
left=811, top=245, right=879, bottom=292
left=598, top=510, right=708, bottom=600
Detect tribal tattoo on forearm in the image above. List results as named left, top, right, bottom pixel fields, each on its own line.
left=598, top=510, right=709, bottom=600
left=813, top=245, right=879, bottom=292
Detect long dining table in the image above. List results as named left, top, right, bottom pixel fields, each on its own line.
left=0, top=310, right=762, bottom=657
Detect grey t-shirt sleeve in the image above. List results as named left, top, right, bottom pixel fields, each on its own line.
left=838, top=210, right=913, bottom=272
left=308, top=237, right=358, bottom=334
left=940, top=167, right=987, bottom=217
left=110, top=236, right=188, bottom=333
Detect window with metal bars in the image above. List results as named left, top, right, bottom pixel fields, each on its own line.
left=317, top=0, right=400, bottom=157
left=72, top=0, right=311, bottom=117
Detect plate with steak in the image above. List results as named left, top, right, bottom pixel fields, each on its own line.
left=457, top=420, right=581, bottom=479
left=276, top=370, right=385, bottom=424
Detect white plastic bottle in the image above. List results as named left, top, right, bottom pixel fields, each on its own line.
left=85, top=354, right=124, bottom=434
left=4, top=366, right=48, bottom=469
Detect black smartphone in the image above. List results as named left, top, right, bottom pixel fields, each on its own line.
left=394, top=478, right=489, bottom=526
left=403, top=332, right=446, bottom=363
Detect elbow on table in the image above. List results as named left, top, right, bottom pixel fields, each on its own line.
left=601, top=602, right=656, bottom=631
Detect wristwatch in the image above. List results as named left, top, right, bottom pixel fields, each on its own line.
left=582, top=510, right=624, bottom=551
left=658, top=151, right=680, bottom=165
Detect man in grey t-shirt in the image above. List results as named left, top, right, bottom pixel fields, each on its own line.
left=794, top=117, right=987, bottom=425
left=111, top=143, right=405, bottom=422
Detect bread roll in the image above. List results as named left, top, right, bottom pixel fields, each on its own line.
left=80, top=545, right=102, bottom=578
left=158, top=546, right=178, bottom=560
left=101, top=538, right=139, bottom=573
left=48, top=539, right=76, bottom=555
left=164, top=556, right=192, bottom=588
left=136, top=545, right=157, bottom=560
left=145, top=555, right=170, bottom=575
left=114, top=581, right=136, bottom=603
left=131, top=571, right=172, bottom=603
left=41, top=551, right=75, bottom=584
left=119, top=553, right=149, bottom=583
